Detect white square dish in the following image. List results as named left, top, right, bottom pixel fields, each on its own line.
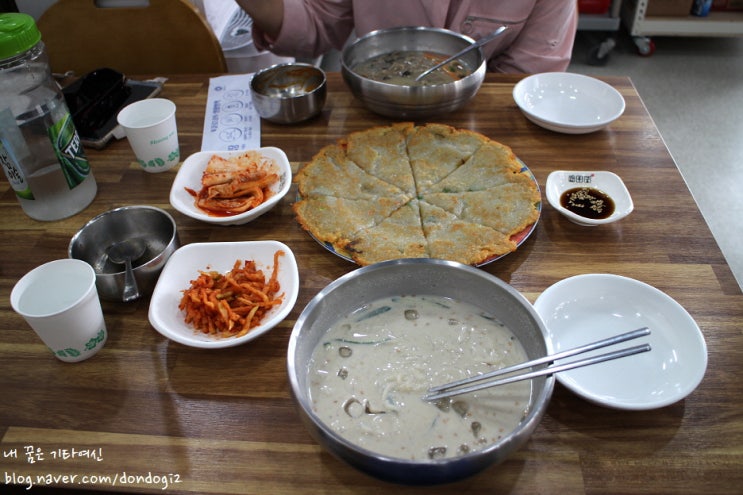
left=148, top=240, right=299, bottom=348
left=169, top=148, right=291, bottom=225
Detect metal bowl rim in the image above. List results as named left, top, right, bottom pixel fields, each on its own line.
left=341, top=26, right=486, bottom=89
left=250, top=62, right=327, bottom=99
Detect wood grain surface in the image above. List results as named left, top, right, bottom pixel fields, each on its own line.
left=1, top=73, right=741, bottom=494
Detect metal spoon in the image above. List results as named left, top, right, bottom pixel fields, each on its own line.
left=415, top=26, right=508, bottom=82
left=107, top=239, right=146, bottom=302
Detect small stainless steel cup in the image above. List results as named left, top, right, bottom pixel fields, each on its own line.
left=68, top=205, right=179, bottom=302
left=250, top=63, right=327, bottom=124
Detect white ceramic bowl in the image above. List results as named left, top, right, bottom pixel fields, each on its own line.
left=148, top=241, right=299, bottom=348
left=513, top=73, right=625, bottom=134
left=533, top=274, right=707, bottom=410
left=545, top=170, right=633, bottom=226
left=169, top=148, right=291, bottom=225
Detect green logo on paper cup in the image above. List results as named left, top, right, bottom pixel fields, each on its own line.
left=55, top=348, right=81, bottom=358
left=85, top=328, right=107, bottom=351
left=51, top=328, right=106, bottom=358
left=137, top=145, right=180, bottom=170
left=138, top=158, right=165, bottom=169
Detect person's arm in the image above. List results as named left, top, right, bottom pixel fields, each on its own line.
left=239, top=0, right=355, bottom=59
left=235, top=0, right=284, bottom=40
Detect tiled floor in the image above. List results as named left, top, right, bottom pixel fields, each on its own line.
left=569, top=30, right=743, bottom=290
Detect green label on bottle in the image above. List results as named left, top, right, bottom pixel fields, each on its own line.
left=48, top=113, right=91, bottom=188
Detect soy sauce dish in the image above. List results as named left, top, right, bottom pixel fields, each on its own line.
left=545, top=170, right=633, bottom=226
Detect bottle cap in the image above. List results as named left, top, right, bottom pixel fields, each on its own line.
left=0, top=13, right=42, bottom=60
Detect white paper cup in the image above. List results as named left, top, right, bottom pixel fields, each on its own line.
left=10, top=259, right=107, bottom=363
left=117, top=98, right=180, bottom=173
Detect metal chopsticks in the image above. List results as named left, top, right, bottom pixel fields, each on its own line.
left=423, top=327, right=651, bottom=402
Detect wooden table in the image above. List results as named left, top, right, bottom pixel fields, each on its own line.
left=1, top=73, right=741, bottom=494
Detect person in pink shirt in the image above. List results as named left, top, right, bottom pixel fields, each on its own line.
left=236, top=0, right=578, bottom=73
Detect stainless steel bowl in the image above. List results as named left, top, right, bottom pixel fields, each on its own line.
left=250, top=63, right=327, bottom=124
left=287, top=258, right=554, bottom=484
left=341, top=27, right=487, bottom=119
left=68, top=206, right=179, bottom=302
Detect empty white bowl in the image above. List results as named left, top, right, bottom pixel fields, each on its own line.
left=513, top=73, right=625, bottom=134
left=545, top=170, right=633, bottom=226
left=533, top=273, right=707, bottom=410
left=169, top=148, right=291, bottom=225
left=148, top=241, right=299, bottom=348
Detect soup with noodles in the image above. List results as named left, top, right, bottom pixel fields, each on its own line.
left=352, top=50, right=472, bottom=86
left=307, top=294, right=532, bottom=461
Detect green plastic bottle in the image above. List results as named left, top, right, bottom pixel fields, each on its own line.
left=0, top=13, right=97, bottom=221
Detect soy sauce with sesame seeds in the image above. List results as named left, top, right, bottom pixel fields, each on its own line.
left=560, top=187, right=615, bottom=220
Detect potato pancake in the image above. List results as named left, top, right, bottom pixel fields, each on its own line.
left=293, top=123, right=540, bottom=266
